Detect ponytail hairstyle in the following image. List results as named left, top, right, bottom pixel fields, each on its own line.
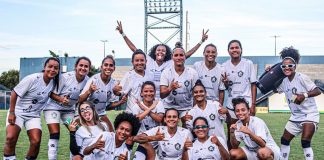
left=173, top=41, right=185, bottom=53
left=192, top=79, right=206, bottom=92
left=279, top=46, right=300, bottom=64
left=43, top=57, right=60, bottom=92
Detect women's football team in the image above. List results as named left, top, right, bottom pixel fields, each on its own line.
left=3, top=21, right=321, bottom=160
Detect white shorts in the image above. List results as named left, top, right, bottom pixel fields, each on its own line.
left=241, top=145, right=281, bottom=160
left=285, top=121, right=318, bottom=136
left=6, top=111, right=42, bottom=130
left=44, top=110, right=75, bottom=124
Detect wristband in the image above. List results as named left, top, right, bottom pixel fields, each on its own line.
left=198, top=40, right=203, bottom=45
left=303, top=93, right=309, bottom=98
left=9, top=111, right=15, bottom=115
left=122, top=33, right=126, bottom=37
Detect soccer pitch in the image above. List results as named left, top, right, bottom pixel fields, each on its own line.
left=0, top=110, right=323, bottom=160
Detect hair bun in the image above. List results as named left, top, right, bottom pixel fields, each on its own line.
left=175, top=41, right=183, bottom=48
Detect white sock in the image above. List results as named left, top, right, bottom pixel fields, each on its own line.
left=3, top=155, right=16, bottom=160
left=48, top=139, right=59, bottom=160
left=280, top=144, right=290, bottom=160
left=303, top=147, right=314, bottom=160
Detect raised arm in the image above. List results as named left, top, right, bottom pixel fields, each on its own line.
left=185, top=29, right=209, bottom=58
left=116, top=20, right=138, bottom=52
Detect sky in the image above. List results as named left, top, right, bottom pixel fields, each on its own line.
left=1, top=0, right=324, bottom=73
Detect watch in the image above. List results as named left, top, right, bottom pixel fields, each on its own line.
left=303, top=93, right=309, bottom=98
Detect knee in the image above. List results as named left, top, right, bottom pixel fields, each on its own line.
left=257, top=148, right=271, bottom=160
left=301, top=139, right=311, bottom=148
left=5, top=134, right=18, bottom=146
left=30, top=137, right=41, bottom=147
left=281, top=136, right=291, bottom=145
left=229, top=149, right=240, bottom=160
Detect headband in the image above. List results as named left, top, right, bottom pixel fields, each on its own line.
left=283, top=56, right=297, bottom=64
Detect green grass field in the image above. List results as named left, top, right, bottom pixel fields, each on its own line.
left=0, top=110, right=323, bottom=160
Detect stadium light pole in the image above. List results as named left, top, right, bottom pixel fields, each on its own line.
left=101, top=40, right=108, bottom=58
left=271, top=35, right=280, bottom=56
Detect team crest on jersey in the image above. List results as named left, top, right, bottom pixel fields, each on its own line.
left=238, top=71, right=244, bottom=77
left=209, top=114, right=216, bottom=120
left=211, top=76, right=217, bottom=83
left=292, top=87, right=297, bottom=94
left=184, top=80, right=190, bottom=87
left=93, top=99, right=99, bottom=104
left=172, top=90, right=177, bottom=95
left=51, top=112, right=57, bottom=118
left=174, top=143, right=181, bottom=150
left=208, top=146, right=215, bottom=151
left=32, top=99, right=38, bottom=104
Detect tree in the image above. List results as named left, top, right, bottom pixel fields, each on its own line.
left=88, top=65, right=99, bottom=77
left=49, top=50, right=59, bottom=57
left=0, top=69, right=19, bottom=90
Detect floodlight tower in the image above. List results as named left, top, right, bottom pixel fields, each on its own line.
left=144, top=0, right=183, bottom=53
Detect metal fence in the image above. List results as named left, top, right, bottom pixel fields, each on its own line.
left=0, top=90, right=11, bottom=110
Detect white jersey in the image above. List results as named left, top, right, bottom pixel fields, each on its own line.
left=130, top=101, right=165, bottom=134
left=222, top=58, right=257, bottom=109
left=160, top=66, right=199, bottom=111
left=186, top=100, right=226, bottom=142
left=120, top=70, right=154, bottom=111
left=234, top=116, right=279, bottom=152
left=277, top=72, right=319, bottom=123
left=80, top=73, right=118, bottom=116
left=88, top=132, right=131, bottom=160
left=193, top=61, right=226, bottom=101
left=146, top=56, right=173, bottom=99
left=188, top=136, right=228, bottom=160
left=13, top=73, right=54, bottom=118
left=45, top=71, right=88, bottom=111
left=144, top=126, right=193, bottom=160
left=75, top=122, right=109, bottom=159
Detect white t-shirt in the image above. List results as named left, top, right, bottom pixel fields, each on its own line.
left=222, top=58, right=257, bottom=109
left=186, top=100, right=226, bottom=142
left=80, top=73, right=118, bottom=116
left=89, top=132, right=131, bottom=160
left=75, top=122, right=109, bottom=158
left=277, top=72, right=319, bottom=123
left=234, top=116, right=279, bottom=151
left=14, top=73, right=54, bottom=118
left=146, top=56, right=173, bottom=99
left=144, top=126, right=193, bottom=160
left=193, top=61, right=226, bottom=101
left=120, top=70, right=154, bottom=111
left=188, top=136, right=228, bottom=160
left=130, top=101, right=165, bottom=134
left=45, top=71, right=88, bottom=111
left=160, top=66, right=199, bottom=111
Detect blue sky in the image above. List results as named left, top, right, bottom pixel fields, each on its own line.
left=1, top=0, right=324, bottom=73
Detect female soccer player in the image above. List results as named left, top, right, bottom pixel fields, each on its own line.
left=113, top=49, right=154, bottom=112
left=116, top=20, right=208, bottom=99
left=222, top=40, right=257, bottom=149
left=274, top=47, right=321, bottom=160
left=193, top=43, right=225, bottom=104
left=184, top=80, right=227, bottom=142
left=229, top=98, right=280, bottom=160
left=3, top=57, right=60, bottom=160
left=133, top=108, right=193, bottom=159
left=131, top=81, right=164, bottom=159
left=44, top=56, right=91, bottom=160
left=183, top=117, right=229, bottom=160
left=79, top=55, right=126, bottom=132
left=160, top=43, right=199, bottom=123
